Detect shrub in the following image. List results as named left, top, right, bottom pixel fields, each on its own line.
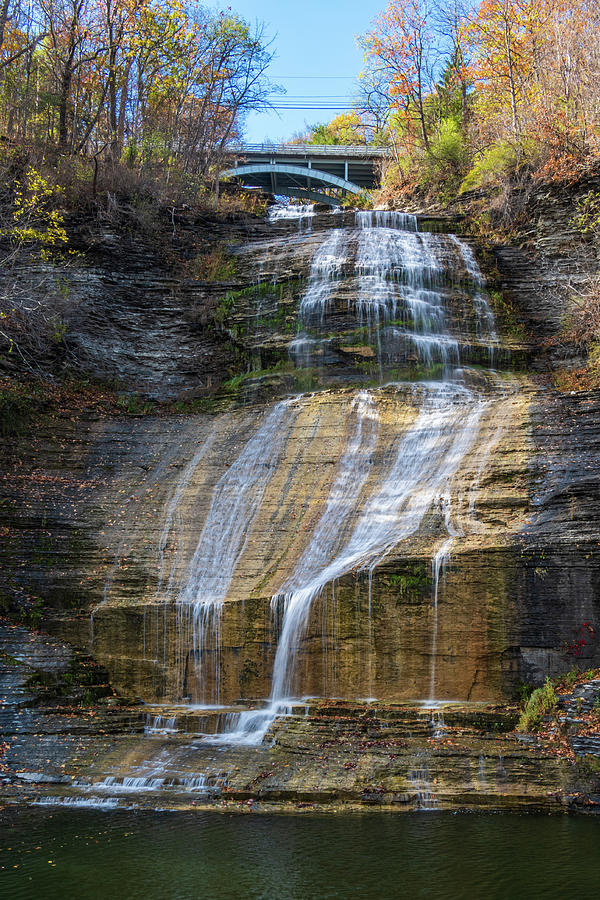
left=573, top=190, right=600, bottom=242
left=460, top=141, right=522, bottom=193
left=423, top=119, right=469, bottom=197
left=562, top=277, right=600, bottom=352
left=344, top=189, right=373, bottom=210
left=192, top=245, right=238, bottom=281
left=116, top=394, right=155, bottom=415
left=0, top=381, right=41, bottom=436
left=517, top=677, right=557, bottom=732
left=378, top=157, right=416, bottom=203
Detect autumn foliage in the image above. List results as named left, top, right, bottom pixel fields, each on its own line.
left=359, top=0, right=600, bottom=194
left=0, top=0, right=274, bottom=184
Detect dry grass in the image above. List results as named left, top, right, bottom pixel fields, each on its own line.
left=551, top=276, right=600, bottom=390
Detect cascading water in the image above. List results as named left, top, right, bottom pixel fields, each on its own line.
left=448, top=234, right=499, bottom=360
left=139, top=207, right=507, bottom=752
left=74, top=201, right=525, bottom=816
left=355, top=224, right=461, bottom=369
left=217, top=382, right=486, bottom=744
left=170, top=400, right=299, bottom=703
left=357, top=210, right=418, bottom=231
left=291, top=209, right=492, bottom=376
left=202, top=213, right=502, bottom=745
left=290, top=228, right=351, bottom=366
left=268, top=202, right=315, bottom=232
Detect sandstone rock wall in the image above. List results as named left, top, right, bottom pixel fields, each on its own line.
left=1, top=197, right=599, bottom=716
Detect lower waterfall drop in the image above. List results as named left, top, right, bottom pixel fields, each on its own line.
left=173, top=400, right=299, bottom=704
left=220, top=382, right=486, bottom=745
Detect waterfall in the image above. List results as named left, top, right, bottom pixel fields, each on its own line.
left=290, top=228, right=351, bottom=366
left=429, top=537, right=453, bottom=703
left=213, top=211, right=499, bottom=744
left=144, top=206, right=505, bottom=747
left=448, top=234, right=499, bottom=360
left=290, top=210, right=494, bottom=372
left=217, top=386, right=486, bottom=744
left=269, top=202, right=315, bottom=230
left=355, top=226, right=460, bottom=367
left=272, top=385, right=483, bottom=686
left=356, top=210, right=418, bottom=231
left=174, top=400, right=298, bottom=703
left=409, top=763, right=439, bottom=810
left=157, top=433, right=217, bottom=596
left=270, top=392, right=381, bottom=700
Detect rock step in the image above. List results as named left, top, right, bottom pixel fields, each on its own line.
left=140, top=701, right=311, bottom=736
left=0, top=706, right=142, bottom=737
left=570, top=736, right=600, bottom=757
left=557, top=680, right=600, bottom=717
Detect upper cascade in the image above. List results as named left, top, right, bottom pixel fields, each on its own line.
left=286, top=209, right=499, bottom=382
left=356, top=210, right=418, bottom=231
left=268, top=202, right=315, bottom=222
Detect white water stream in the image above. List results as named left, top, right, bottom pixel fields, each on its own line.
left=172, top=400, right=298, bottom=703
left=268, top=202, right=315, bottom=232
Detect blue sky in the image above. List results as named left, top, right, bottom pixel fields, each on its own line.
left=215, top=0, right=380, bottom=143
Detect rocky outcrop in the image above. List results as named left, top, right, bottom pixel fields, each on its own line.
left=3, top=691, right=599, bottom=813
left=491, top=173, right=600, bottom=342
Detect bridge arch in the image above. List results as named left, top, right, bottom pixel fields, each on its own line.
left=220, top=162, right=362, bottom=202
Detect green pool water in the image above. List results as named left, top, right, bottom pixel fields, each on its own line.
left=1, top=807, right=598, bottom=899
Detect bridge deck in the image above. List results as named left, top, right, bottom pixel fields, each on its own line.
left=230, top=143, right=390, bottom=158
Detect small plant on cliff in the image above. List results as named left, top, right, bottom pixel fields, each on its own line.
left=192, top=246, right=238, bottom=282
left=0, top=381, right=40, bottom=436
left=116, top=394, right=155, bottom=415
left=460, top=142, right=522, bottom=195
left=9, top=169, right=68, bottom=258
left=389, top=563, right=430, bottom=598
left=554, top=280, right=600, bottom=389
left=0, top=166, right=75, bottom=371
left=343, top=189, right=373, bottom=210
left=517, top=678, right=557, bottom=732
left=562, top=621, right=596, bottom=658
left=488, top=288, right=527, bottom=342
left=562, top=280, right=600, bottom=350
left=573, top=191, right=600, bottom=242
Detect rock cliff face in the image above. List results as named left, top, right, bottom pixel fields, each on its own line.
left=492, top=174, right=600, bottom=348
left=1, top=191, right=599, bottom=812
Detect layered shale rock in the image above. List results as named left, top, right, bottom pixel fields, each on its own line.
left=1, top=193, right=600, bottom=813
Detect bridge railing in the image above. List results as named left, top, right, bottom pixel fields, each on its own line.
left=228, top=142, right=391, bottom=157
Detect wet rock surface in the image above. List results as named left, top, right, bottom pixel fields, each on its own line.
left=1, top=196, right=600, bottom=813
left=2, top=694, right=598, bottom=814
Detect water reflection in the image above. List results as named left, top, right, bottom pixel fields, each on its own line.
left=1, top=809, right=598, bottom=900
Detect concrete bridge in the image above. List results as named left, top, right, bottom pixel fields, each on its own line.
left=220, top=143, right=390, bottom=206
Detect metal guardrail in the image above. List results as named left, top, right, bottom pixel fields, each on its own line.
left=228, top=143, right=391, bottom=157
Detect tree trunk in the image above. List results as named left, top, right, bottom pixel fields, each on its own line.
left=0, top=0, right=10, bottom=54
left=504, top=20, right=520, bottom=138
left=116, top=60, right=131, bottom=158
left=58, top=69, right=73, bottom=147
left=58, top=23, right=77, bottom=149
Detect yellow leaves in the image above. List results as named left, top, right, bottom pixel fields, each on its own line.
left=9, top=168, right=68, bottom=254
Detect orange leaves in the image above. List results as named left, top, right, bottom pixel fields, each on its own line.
left=362, top=0, right=437, bottom=151
left=464, top=0, right=600, bottom=152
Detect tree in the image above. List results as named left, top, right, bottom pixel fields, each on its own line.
left=434, top=0, right=476, bottom=131
left=0, top=1, right=278, bottom=202
left=309, top=113, right=369, bottom=145
left=362, top=0, right=439, bottom=154
left=40, top=0, right=100, bottom=148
